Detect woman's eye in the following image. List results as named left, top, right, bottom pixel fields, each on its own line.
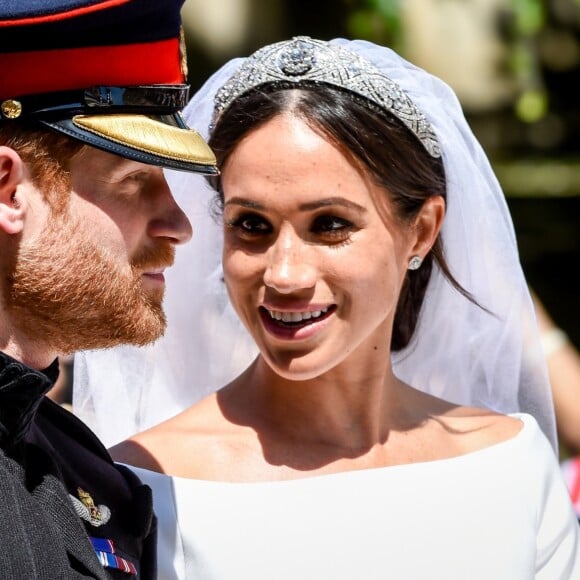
left=312, top=215, right=353, bottom=234
left=228, top=214, right=271, bottom=235
left=310, top=215, right=356, bottom=246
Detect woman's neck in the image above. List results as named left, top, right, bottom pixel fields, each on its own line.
left=220, top=356, right=410, bottom=452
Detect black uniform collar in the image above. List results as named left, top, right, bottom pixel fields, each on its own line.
left=0, top=351, right=59, bottom=449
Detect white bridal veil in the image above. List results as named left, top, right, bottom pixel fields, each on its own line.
left=74, top=39, right=557, bottom=450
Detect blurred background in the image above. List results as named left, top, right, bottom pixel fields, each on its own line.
left=180, top=0, right=580, bottom=452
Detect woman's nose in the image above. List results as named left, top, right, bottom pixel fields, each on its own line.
left=263, top=229, right=316, bottom=294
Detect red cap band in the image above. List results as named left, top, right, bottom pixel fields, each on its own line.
left=0, top=38, right=184, bottom=99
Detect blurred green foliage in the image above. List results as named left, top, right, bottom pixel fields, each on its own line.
left=347, top=0, right=553, bottom=123
left=347, top=0, right=403, bottom=51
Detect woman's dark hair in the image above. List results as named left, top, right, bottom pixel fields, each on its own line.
left=208, top=83, right=476, bottom=351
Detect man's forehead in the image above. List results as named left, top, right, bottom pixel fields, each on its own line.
left=73, top=147, right=149, bottom=174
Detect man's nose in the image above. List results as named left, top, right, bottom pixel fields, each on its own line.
left=147, top=177, right=193, bottom=245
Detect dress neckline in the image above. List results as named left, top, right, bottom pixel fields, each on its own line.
left=127, top=412, right=536, bottom=486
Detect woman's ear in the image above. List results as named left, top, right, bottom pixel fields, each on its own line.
left=409, top=195, right=445, bottom=259
left=0, top=146, right=26, bottom=235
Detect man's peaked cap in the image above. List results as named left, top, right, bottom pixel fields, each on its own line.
left=0, top=0, right=217, bottom=174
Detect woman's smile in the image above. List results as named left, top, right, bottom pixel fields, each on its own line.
left=259, top=305, right=337, bottom=340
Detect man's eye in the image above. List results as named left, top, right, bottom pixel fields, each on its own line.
left=123, top=172, right=148, bottom=184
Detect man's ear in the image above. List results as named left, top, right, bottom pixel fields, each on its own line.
left=409, top=195, right=445, bottom=259
left=0, top=146, right=26, bottom=235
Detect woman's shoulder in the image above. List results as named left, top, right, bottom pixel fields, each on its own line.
left=436, top=404, right=524, bottom=439
left=402, top=386, right=537, bottom=460
left=109, top=392, right=253, bottom=477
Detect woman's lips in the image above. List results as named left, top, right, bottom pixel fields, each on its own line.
left=259, top=305, right=336, bottom=340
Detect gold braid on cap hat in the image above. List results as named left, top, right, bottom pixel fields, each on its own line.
left=213, top=36, right=441, bottom=158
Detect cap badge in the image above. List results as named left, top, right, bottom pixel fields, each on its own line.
left=1, top=99, right=22, bottom=119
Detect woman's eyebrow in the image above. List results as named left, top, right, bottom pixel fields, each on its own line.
left=298, top=197, right=367, bottom=213
left=223, top=197, right=265, bottom=210
left=224, top=196, right=367, bottom=213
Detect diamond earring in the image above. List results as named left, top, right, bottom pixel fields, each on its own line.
left=408, top=256, right=422, bottom=270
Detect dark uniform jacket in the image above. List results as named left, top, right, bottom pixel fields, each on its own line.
left=0, top=351, right=157, bottom=579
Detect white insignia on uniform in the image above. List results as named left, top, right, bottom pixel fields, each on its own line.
left=70, top=487, right=111, bottom=527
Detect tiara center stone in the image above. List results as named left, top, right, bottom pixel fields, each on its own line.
left=278, top=40, right=315, bottom=76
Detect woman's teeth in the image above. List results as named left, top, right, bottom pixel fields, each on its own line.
left=268, top=307, right=329, bottom=323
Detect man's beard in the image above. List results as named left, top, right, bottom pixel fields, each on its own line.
left=3, top=211, right=174, bottom=354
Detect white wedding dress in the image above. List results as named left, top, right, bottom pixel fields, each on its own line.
left=130, top=414, right=579, bottom=580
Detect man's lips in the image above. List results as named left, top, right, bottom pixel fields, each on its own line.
left=144, top=267, right=166, bottom=275
left=141, top=267, right=167, bottom=282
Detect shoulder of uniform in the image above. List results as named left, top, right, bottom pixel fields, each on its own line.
left=36, top=396, right=112, bottom=461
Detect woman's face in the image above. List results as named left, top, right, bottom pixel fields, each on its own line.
left=221, top=113, right=417, bottom=379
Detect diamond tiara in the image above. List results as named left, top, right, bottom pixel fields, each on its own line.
left=213, top=37, right=441, bottom=158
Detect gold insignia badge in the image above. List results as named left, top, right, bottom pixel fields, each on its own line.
left=1, top=99, right=22, bottom=119
left=70, top=487, right=111, bottom=527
